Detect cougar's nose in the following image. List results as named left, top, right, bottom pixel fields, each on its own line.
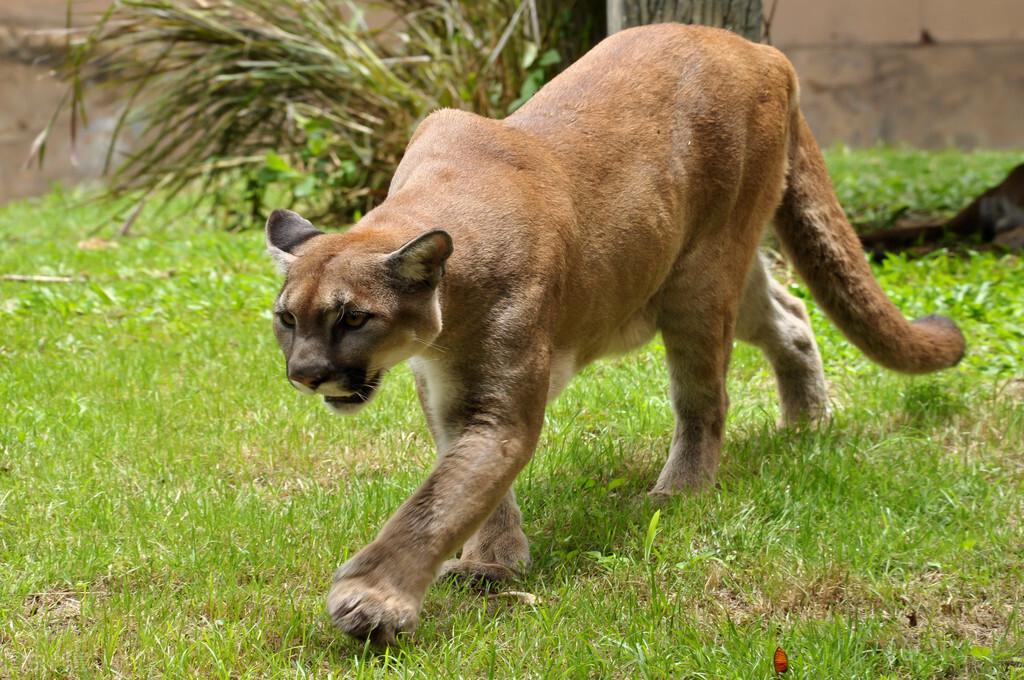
left=288, top=362, right=330, bottom=392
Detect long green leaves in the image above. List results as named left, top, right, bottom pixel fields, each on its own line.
left=36, top=0, right=593, bottom=228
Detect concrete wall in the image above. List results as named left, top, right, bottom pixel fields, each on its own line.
left=784, top=43, right=1024, bottom=149
left=770, top=0, right=1024, bottom=45
left=1, top=1, right=120, bottom=202
left=770, top=0, right=1024, bottom=149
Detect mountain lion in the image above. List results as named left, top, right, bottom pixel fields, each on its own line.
left=265, top=24, right=965, bottom=645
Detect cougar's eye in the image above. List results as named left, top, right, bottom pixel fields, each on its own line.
left=340, top=310, right=369, bottom=330
left=278, top=311, right=296, bottom=329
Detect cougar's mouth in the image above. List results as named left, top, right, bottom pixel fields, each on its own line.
left=323, top=394, right=365, bottom=405
left=323, top=372, right=381, bottom=409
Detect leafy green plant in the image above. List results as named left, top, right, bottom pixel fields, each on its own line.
left=826, top=146, right=1022, bottom=230
left=35, top=0, right=600, bottom=228
left=508, top=45, right=562, bottom=113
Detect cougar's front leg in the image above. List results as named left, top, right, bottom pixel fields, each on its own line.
left=328, top=357, right=548, bottom=645
left=412, top=360, right=531, bottom=583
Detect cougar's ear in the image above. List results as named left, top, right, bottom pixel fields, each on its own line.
left=386, top=230, right=453, bottom=290
left=265, top=209, right=323, bottom=273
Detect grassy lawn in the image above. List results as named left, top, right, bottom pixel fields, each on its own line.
left=1, top=149, right=1022, bottom=678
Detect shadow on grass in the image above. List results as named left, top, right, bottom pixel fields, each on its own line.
left=899, top=378, right=969, bottom=428
left=516, top=420, right=840, bottom=578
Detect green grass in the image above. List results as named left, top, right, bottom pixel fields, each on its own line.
left=1, top=149, right=1023, bottom=678
left=828, top=147, right=1022, bottom=229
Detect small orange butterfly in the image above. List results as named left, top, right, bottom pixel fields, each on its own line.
left=773, top=646, right=789, bottom=673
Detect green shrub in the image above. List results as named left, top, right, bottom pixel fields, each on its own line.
left=37, top=0, right=600, bottom=228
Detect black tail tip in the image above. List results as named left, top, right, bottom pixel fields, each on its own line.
left=913, top=314, right=966, bottom=367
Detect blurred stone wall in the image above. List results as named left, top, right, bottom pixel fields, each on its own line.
left=772, top=0, right=1024, bottom=149
left=1, top=1, right=118, bottom=203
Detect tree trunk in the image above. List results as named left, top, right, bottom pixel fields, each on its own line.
left=607, top=0, right=762, bottom=41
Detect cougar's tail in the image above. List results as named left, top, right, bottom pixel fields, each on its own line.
left=772, top=111, right=965, bottom=373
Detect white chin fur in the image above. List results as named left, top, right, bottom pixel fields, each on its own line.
left=290, top=379, right=316, bottom=395
left=323, top=398, right=369, bottom=415
left=317, top=383, right=356, bottom=398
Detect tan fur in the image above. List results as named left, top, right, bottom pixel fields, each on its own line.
left=264, top=24, right=965, bottom=645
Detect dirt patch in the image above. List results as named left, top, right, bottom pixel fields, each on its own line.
left=1003, top=379, right=1024, bottom=402
left=694, top=560, right=1020, bottom=655
left=698, top=562, right=882, bottom=625
left=22, top=590, right=83, bottom=631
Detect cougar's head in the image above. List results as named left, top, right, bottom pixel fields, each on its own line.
left=265, top=209, right=452, bottom=414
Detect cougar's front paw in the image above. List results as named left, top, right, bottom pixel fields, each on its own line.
left=327, top=576, right=420, bottom=647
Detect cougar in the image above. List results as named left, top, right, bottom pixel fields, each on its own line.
left=264, top=24, right=965, bottom=645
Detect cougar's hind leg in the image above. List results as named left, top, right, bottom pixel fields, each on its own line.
left=650, top=251, right=744, bottom=498
left=735, top=254, right=830, bottom=425
left=651, top=97, right=796, bottom=496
